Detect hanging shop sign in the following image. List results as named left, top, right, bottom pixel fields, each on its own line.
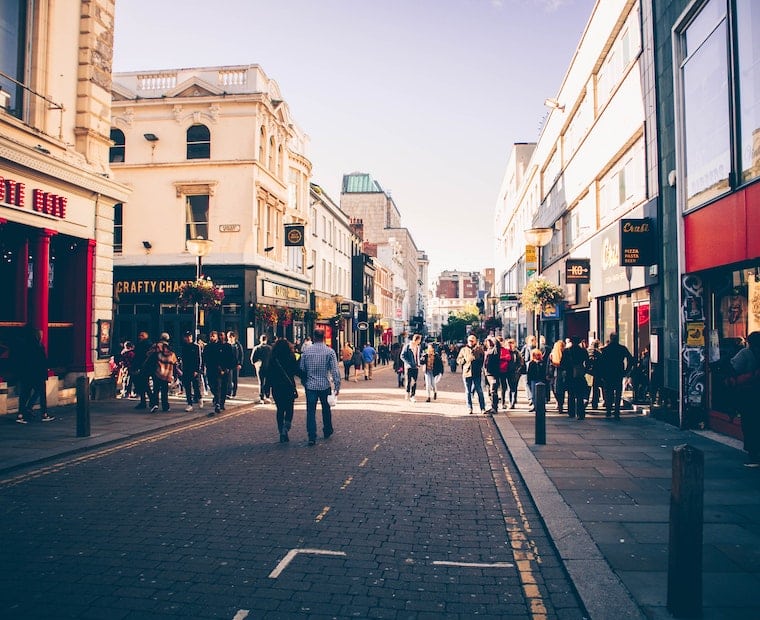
left=619, top=218, right=655, bottom=266
left=284, top=224, right=305, bottom=246
left=1, top=175, right=67, bottom=219
left=565, top=259, right=591, bottom=284
left=357, top=321, right=369, bottom=331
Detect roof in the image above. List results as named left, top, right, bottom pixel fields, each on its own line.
left=342, top=172, right=384, bottom=194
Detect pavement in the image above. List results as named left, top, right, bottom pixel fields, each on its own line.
left=2, top=374, right=759, bottom=619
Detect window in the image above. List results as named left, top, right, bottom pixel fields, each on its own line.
left=113, top=203, right=123, bottom=253
left=186, top=124, right=210, bottom=159
left=0, top=0, right=26, bottom=118
left=109, top=129, right=125, bottom=163
left=185, top=195, right=209, bottom=241
left=737, top=0, right=760, bottom=183
left=596, top=2, right=642, bottom=110
left=259, top=126, right=266, bottom=162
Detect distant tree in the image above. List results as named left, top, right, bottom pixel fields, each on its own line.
left=441, top=309, right=480, bottom=342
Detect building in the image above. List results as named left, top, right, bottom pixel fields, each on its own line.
left=340, top=172, right=425, bottom=338
left=494, top=0, right=656, bottom=362
left=109, top=65, right=312, bottom=361
left=0, top=0, right=130, bottom=409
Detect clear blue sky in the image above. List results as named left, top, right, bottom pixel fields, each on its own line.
left=113, top=0, right=595, bottom=281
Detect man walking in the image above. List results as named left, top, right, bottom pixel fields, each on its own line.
left=204, top=331, right=236, bottom=415
left=457, top=334, right=486, bottom=414
left=132, top=331, right=153, bottom=410
left=251, top=334, right=272, bottom=404
left=227, top=331, right=244, bottom=397
left=299, top=329, right=341, bottom=446
left=146, top=333, right=178, bottom=413
left=180, top=331, right=203, bottom=411
left=362, top=342, right=377, bottom=380
left=597, top=332, right=634, bottom=419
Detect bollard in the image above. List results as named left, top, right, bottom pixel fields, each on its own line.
left=76, top=376, right=91, bottom=438
left=534, top=382, right=546, bottom=445
left=667, top=444, right=703, bottom=618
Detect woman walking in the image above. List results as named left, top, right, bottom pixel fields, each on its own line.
left=420, top=342, right=444, bottom=403
left=268, top=338, right=301, bottom=443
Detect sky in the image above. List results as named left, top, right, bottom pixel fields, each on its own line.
left=113, top=0, right=596, bottom=280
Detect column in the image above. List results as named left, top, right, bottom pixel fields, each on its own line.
left=32, top=229, right=57, bottom=350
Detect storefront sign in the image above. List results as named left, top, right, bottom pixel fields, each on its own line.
left=525, top=245, right=537, bottom=279
left=284, top=224, right=305, bottom=246
left=591, top=224, right=646, bottom=296
left=262, top=279, right=307, bottom=303
left=339, top=302, right=352, bottom=315
left=565, top=259, right=590, bottom=284
left=620, top=218, right=655, bottom=266
left=1, top=175, right=67, bottom=219
left=541, top=302, right=562, bottom=320
left=115, top=279, right=193, bottom=295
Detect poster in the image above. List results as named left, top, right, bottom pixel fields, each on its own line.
left=97, top=319, right=112, bottom=359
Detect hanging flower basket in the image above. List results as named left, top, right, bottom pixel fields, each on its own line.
left=520, top=277, right=565, bottom=312
left=291, top=308, right=305, bottom=322
left=255, top=304, right=278, bottom=325
left=177, top=278, right=224, bottom=310
left=277, top=307, right=293, bottom=326
left=303, top=309, right=319, bottom=323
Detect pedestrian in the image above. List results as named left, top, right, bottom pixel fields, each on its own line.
left=15, top=325, right=55, bottom=424
left=132, top=331, right=153, bottom=410
left=597, top=332, right=634, bottom=419
left=144, top=333, right=178, bottom=413
left=390, top=342, right=405, bottom=388
left=117, top=340, right=135, bottom=399
left=560, top=335, right=590, bottom=419
left=268, top=338, right=302, bottom=443
left=483, top=336, right=502, bottom=414
left=180, top=331, right=203, bottom=411
left=526, top=348, right=545, bottom=412
left=630, top=347, right=651, bottom=403
left=447, top=343, right=459, bottom=372
left=457, top=334, right=486, bottom=414
left=504, top=338, right=523, bottom=409
left=351, top=346, right=363, bottom=382
left=204, top=330, right=236, bottom=415
left=362, top=342, right=377, bottom=380
left=301, top=336, right=313, bottom=351
left=586, top=339, right=604, bottom=409
left=251, top=334, right=272, bottom=404
left=299, top=328, right=340, bottom=446
left=727, top=331, right=760, bottom=467
left=402, top=334, right=423, bottom=403
left=227, top=331, right=244, bottom=398
left=495, top=336, right=512, bottom=411
left=420, top=342, right=443, bottom=402
left=547, top=340, right=567, bottom=413
left=340, top=342, right=354, bottom=381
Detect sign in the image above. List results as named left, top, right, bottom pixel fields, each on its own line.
left=262, top=279, right=308, bottom=303
left=525, top=245, right=537, bottom=279
left=284, top=224, right=305, bottom=247
left=357, top=321, right=369, bottom=331
left=565, top=259, right=590, bottom=284
left=541, top=302, right=563, bottom=320
left=1, top=174, right=68, bottom=219
left=500, top=293, right=519, bottom=302
left=97, top=319, right=112, bottom=359
left=620, top=218, right=655, bottom=266
left=339, top=302, right=351, bottom=315
left=219, top=224, right=240, bottom=232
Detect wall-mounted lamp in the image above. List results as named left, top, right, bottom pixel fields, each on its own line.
left=264, top=246, right=274, bottom=253
left=34, top=144, right=51, bottom=154
left=143, top=133, right=159, bottom=142
left=142, top=241, right=152, bottom=249
left=543, top=98, right=565, bottom=112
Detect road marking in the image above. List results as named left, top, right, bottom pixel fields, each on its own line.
left=372, top=443, right=381, bottom=451
left=340, top=475, right=353, bottom=490
left=268, top=548, right=347, bottom=579
left=315, top=506, right=330, bottom=522
left=358, top=457, right=368, bottom=467
left=432, top=560, right=514, bottom=568
left=232, top=610, right=249, bottom=620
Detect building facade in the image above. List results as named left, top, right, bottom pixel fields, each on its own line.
left=1, top=0, right=129, bottom=407
left=109, top=65, right=312, bottom=361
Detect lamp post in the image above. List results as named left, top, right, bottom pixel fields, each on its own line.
left=524, top=227, right=554, bottom=339
left=186, top=237, right=213, bottom=338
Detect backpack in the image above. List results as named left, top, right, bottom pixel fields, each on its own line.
left=499, top=346, right=511, bottom=374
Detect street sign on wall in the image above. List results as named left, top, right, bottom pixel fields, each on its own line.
left=357, top=321, right=369, bottom=331
left=565, top=259, right=590, bottom=284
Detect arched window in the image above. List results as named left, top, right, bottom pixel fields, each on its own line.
left=259, top=126, right=266, bottom=162
left=269, top=136, right=276, bottom=170
left=109, top=128, right=125, bottom=163
left=186, top=124, right=210, bottom=159
left=113, top=203, right=123, bottom=253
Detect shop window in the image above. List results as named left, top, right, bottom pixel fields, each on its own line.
left=186, top=124, right=210, bottom=159
left=113, top=203, right=123, bottom=254
left=185, top=195, right=209, bottom=241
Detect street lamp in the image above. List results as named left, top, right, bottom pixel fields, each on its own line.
left=524, top=227, right=554, bottom=339
left=186, top=237, right=213, bottom=338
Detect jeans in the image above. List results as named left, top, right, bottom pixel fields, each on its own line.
left=363, top=360, right=374, bottom=379
left=604, top=376, right=623, bottom=417
left=464, top=375, right=485, bottom=411
left=506, top=374, right=519, bottom=406
left=343, top=360, right=352, bottom=380
left=305, top=388, right=333, bottom=440
left=150, top=377, right=170, bottom=410
left=182, top=372, right=202, bottom=405
left=424, top=370, right=437, bottom=399
left=272, top=385, right=295, bottom=434
left=485, top=374, right=499, bottom=411
left=211, top=371, right=230, bottom=409
left=19, top=378, right=47, bottom=417
left=406, top=368, right=419, bottom=397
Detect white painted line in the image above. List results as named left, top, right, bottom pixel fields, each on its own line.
left=432, top=560, right=514, bottom=568
left=232, top=610, right=249, bottom=620
left=268, top=548, right=347, bottom=579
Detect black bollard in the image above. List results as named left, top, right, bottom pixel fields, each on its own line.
left=534, top=382, right=546, bottom=445
left=667, top=444, right=703, bottom=618
left=76, top=376, right=91, bottom=437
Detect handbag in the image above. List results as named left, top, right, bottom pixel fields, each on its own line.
left=275, top=357, right=298, bottom=399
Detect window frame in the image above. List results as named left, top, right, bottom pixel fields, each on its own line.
left=109, top=128, right=125, bottom=163
left=186, top=124, right=210, bottom=160
left=185, top=194, right=209, bottom=242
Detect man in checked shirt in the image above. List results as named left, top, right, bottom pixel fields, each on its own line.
left=299, top=328, right=341, bottom=446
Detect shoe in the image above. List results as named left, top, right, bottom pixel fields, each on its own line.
left=324, top=430, right=333, bottom=439
left=15, top=416, right=28, bottom=425
left=214, top=405, right=221, bottom=414
left=510, top=403, right=516, bottom=409
left=528, top=407, right=535, bottom=412
left=426, top=397, right=431, bottom=403
left=744, top=462, right=760, bottom=468
left=308, top=439, right=316, bottom=446
left=485, top=409, right=495, bottom=415
left=150, top=405, right=159, bottom=413
left=264, top=398, right=272, bottom=404
left=468, top=409, right=473, bottom=414
left=135, top=403, right=147, bottom=410
left=162, top=406, right=170, bottom=412
left=41, top=415, right=55, bottom=422
left=185, top=405, right=193, bottom=412
left=198, top=398, right=204, bottom=407
left=365, top=376, right=368, bottom=381
left=280, top=432, right=289, bottom=443
left=434, top=392, right=437, bottom=400
left=207, top=411, right=215, bottom=417
left=220, top=405, right=226, bottom=411
left=258, top=398, right=265, bottom=404
left=410, top=397, right=416, bottom=403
